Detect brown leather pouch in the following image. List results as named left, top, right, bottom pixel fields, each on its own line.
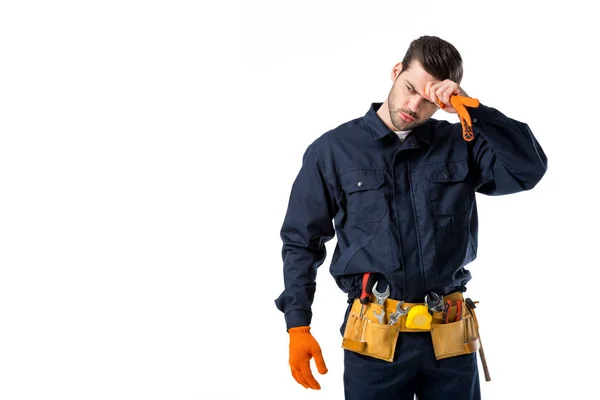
left=430, top=302, right=480, bottom=360
left=341, top=299, right=400, bottom=362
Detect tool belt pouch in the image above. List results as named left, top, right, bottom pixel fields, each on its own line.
left=341, top=299, right=399, bottom=362
left=430, top=305, right=481, bottom=360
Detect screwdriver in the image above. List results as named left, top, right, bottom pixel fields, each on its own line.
left=359, top=273, right=375, bottom=318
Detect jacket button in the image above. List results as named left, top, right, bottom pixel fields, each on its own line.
left=411, top=141, right=418, bottom=147
left=445, top=172, right=451, bottom=178
left=357, top=181, right=363, bottom=187
left=473, top=118, right=478, bottom=123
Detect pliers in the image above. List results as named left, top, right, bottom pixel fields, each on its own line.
left=443, top=299, right=463, bottom=323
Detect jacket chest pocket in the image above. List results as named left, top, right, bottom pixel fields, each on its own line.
left=425, top=161, right=472, bottom=215
left=341, top=170, right=386, bottom=226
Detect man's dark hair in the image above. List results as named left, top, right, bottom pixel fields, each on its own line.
left=400, top=35, right=463, bottom=83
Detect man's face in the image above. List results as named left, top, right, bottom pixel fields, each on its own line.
left=387, top=60, right=440, bottom=131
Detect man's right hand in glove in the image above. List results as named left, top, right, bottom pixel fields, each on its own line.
left=288, top=326, right=328, bottom=390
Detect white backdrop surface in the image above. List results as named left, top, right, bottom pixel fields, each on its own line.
left=1, top=1, right=597, bottom=399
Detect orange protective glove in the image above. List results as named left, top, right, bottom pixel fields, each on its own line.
left=288, top=326, right=328, bottom=390
left=438, top=95, right=480, bottom=141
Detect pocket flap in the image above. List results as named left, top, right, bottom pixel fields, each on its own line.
left=342, top=338, right=367, bottom=352
left=341, top=170, right=385, bottom=193
left=428, top=160, right=469, bottom=183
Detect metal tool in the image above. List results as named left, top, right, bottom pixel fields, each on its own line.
left=465, top=298, right=491, bottom=382
left=359, top=273, right=375, bottom=318
left=455, top=300, right=463, bottom=321
left=373, top=309, right=385, bottom=324
left=359, top=273, right=375, bottom=305
left=443, top=299, right=464, bottom=323
left=425, top=292, right=445, bottom=313
left=443, top=300, right=452, bottom=323
left=387, top=301, right=411, bottom=326
left=443, top=300, right=455, bottom=323
left=372, top=281, right=390, bottom=306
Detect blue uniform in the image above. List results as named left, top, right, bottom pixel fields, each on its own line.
left=275, top=102, right=547, bottom=398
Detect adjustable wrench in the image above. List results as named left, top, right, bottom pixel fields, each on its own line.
left=425, top=292, right=445, bottom=313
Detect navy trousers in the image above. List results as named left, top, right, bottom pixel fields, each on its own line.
left=343, top=331, right=480, bottom=399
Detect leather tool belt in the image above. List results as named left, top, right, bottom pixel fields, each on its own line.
left=341, top=291, right=481, bottom=363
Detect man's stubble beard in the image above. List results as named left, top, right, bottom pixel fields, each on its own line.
left=388, top=102, right=416, bottom=131
left=387, top=86, right=420, bottom=131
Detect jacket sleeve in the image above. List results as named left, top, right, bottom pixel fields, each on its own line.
left=274, top=145, right=337, bottom=331
left=465, top=103, right=548, bottom=196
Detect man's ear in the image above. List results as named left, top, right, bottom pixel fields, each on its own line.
left=391, top=62, right=403, bottom=81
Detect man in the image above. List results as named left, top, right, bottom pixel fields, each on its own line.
left=274, top=35, right=548, bottom=399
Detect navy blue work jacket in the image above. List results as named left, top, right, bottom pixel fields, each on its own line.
left=275, top=102, right=548, bottom=330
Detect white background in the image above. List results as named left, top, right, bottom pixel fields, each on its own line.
left=1, top=1, right=598, bottom=399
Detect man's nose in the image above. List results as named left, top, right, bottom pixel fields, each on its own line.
left=407, top=96, right=422, bottom=114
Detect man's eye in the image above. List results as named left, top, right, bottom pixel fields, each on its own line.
left=407, top=86, right=415, bottom=93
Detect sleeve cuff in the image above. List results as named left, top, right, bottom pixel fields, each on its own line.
left=466, top=102, right=496, bottom=125
left=284, top=309, right=312, bottom=331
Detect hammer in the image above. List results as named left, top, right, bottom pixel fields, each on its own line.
left=465, top=298, right=491, bottom=382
